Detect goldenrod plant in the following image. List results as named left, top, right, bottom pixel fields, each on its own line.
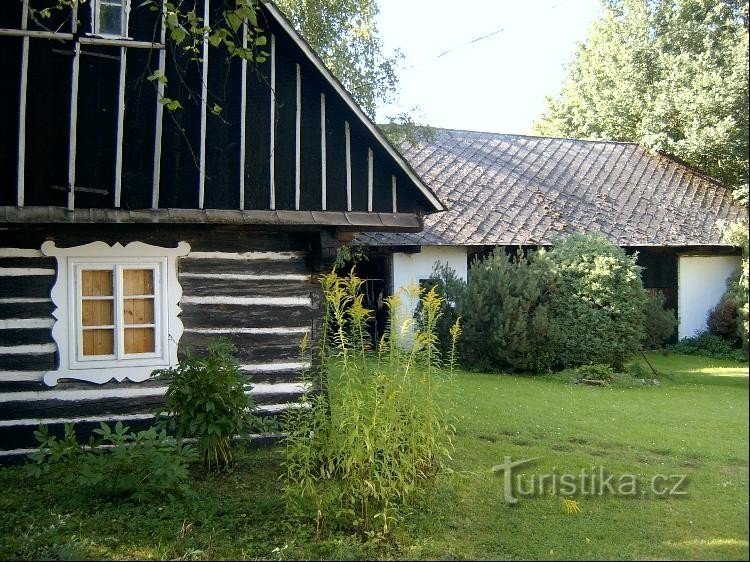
left=283, top=270, right=459, bottom=536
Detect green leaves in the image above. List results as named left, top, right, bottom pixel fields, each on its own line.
left=155, top=340, right=254, bottom=472
left=283, top=270, right=455, bottom=536
left=535, top=0, right=749, bottom=193
left=25, top=421, right=196, bottom=502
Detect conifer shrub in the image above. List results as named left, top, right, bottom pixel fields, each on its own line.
left=642, top=290, right=678, bottom=349
left=457, top=248, right=557, bottom=373
left=418, top=260, right=466, bottom=353
left=547, top=234, right=647, bottom=371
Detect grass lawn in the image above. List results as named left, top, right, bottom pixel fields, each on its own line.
left=0, top=352, right=747, bottom=560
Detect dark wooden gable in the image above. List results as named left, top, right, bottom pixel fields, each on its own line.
left=0, top=0, right=443, bottom=220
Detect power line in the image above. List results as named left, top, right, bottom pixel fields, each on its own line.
left=406, top=0, right=572, bottom=69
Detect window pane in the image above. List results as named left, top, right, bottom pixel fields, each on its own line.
left=124, top=328, right=155, bottom=354
left=83, top=329, right=114, bottom=356
left=82, top=270, right=113, bottom=296
left=123, top=269, right=154, bottom=296
left=123, top=298, right=154, bottom=325
left=99, top=4, right=123, bottom=35
left=82, top=299, right=114, bottom=326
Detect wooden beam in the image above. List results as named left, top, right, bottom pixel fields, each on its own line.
left=16, top=0, right=29, bottom=208
left=294, top=64, right=301, bottom=210
left=0, top=28, right=73, bottom=40
left=198, top=0, right=210, bottom=209
left=392, top=174, right=397, bottom=213
left=239, top=22, right=248, bottom=210
left=367, top=148, right=373, bottom=212
left=269, top=33, right=276, bottom=210
left=345, top=120, right=351, bottom=211
left=113, top=47, right=127, bottom=208
left=320, top=93, right=327, bottom=211
left=66, top=2, right=80, bottom=211
left=151, top=1, right=167, bottom=209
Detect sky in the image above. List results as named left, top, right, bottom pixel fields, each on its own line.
left=375, top=0, right=602, bottom=134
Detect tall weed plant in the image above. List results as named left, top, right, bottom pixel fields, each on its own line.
left=284, top=270, right=459, bottom=537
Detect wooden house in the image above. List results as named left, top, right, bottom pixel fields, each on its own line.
left=0, top=0, right=443, bottom=457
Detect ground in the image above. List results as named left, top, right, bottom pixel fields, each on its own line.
left=0, top=353, right=747, bottom=560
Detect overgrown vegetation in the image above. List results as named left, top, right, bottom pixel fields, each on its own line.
left=25, top=422, right=195, bottom=502
left=427, top=234, right=654, bottom=373
left=571, top=363, right=616, bottom=382
left=3, top=353, right=747, bottom=560
left=720, top=221, right=750, bottom=352
left=642, top=290, right=678, bottom=349
left=155, top=340, right=254, bottom=471
left=283, top=270, right=459, bottom=536
left=669, top=332, right=748, bottom=362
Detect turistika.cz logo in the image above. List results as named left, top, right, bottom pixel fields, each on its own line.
left=492, top=456, right=688, bottom=504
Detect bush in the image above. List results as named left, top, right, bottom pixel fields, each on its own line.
left=720, top=221, right=749, bottom=352
left=283, top=270, right=458, bottom=536
left=458, top=248, right=557, bottom=373
left=548, top=234, right=647, bottom=370
left=26, top=422, right=195, bottom=502
left=670, top=332, right=748, bottom=362
left=419, top=261, right=466, bottom=354
left=572, top=364, right=615, bottom=382
left=707, top=291, right=741, bottom=345
left=642, top=291, right=678, bottom=349
left=155, top=339, right=253, bottom=471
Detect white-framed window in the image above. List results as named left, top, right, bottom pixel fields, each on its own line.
left=41, top=240, right=191, bottom=386
left=91, top=0, right=131, bottom=38
left=72, top=260, right=165, bottom=368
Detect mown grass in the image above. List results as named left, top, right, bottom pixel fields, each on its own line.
left=0, top=352, right=747, bottom=560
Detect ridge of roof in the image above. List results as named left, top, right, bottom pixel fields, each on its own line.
left=426, top=127, right=642, bottom=147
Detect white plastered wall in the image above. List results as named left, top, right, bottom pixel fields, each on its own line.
left=678, top=254, right=741, bottom=340
left=390, top=246, right=468, bottom=342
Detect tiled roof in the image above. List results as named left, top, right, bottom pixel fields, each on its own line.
left=357, top=128, right=745, bottom=247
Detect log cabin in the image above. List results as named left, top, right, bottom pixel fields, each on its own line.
left=0, top=0, right=444, bottom=457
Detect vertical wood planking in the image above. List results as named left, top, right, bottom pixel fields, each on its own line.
left=345, top=120, right=351, bottom=211
left=239, top=22, right=248, bottom=210
left=392, top=174, right=397, bottom=213
left=320, top=93, right=327, bottom=211
left=367, top=148, right=373, bottom=212
left=16, top=0, right=30, bottom=207
left=198, top=0, right=210, bottom=209
left=66, top=2, right=80, bottom=211
left=269, top=33, right=276, bottom=210
left=151, top=0, right=167, bottom=209
left=294, top=63, right=301, bottom=210
left=113, top=47, right=127, bottom=208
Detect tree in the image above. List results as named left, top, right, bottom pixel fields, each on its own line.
left=535, top=0, right=749, bottom=200
left=274, top=0, right=399, bottom=119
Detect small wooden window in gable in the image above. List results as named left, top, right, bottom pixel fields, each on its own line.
left=92, top=0, right=130, bottom=37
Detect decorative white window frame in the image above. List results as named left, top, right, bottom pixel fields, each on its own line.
left=91, top=0, right=132, bottom=38
left=41, top=241, right=190, bottom=386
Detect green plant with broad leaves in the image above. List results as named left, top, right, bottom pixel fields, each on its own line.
left=26, top=422, right=195, bottom=501
left=283, top=270, right=460, bottom=537
left=155, top=339, right=253, bottom=471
